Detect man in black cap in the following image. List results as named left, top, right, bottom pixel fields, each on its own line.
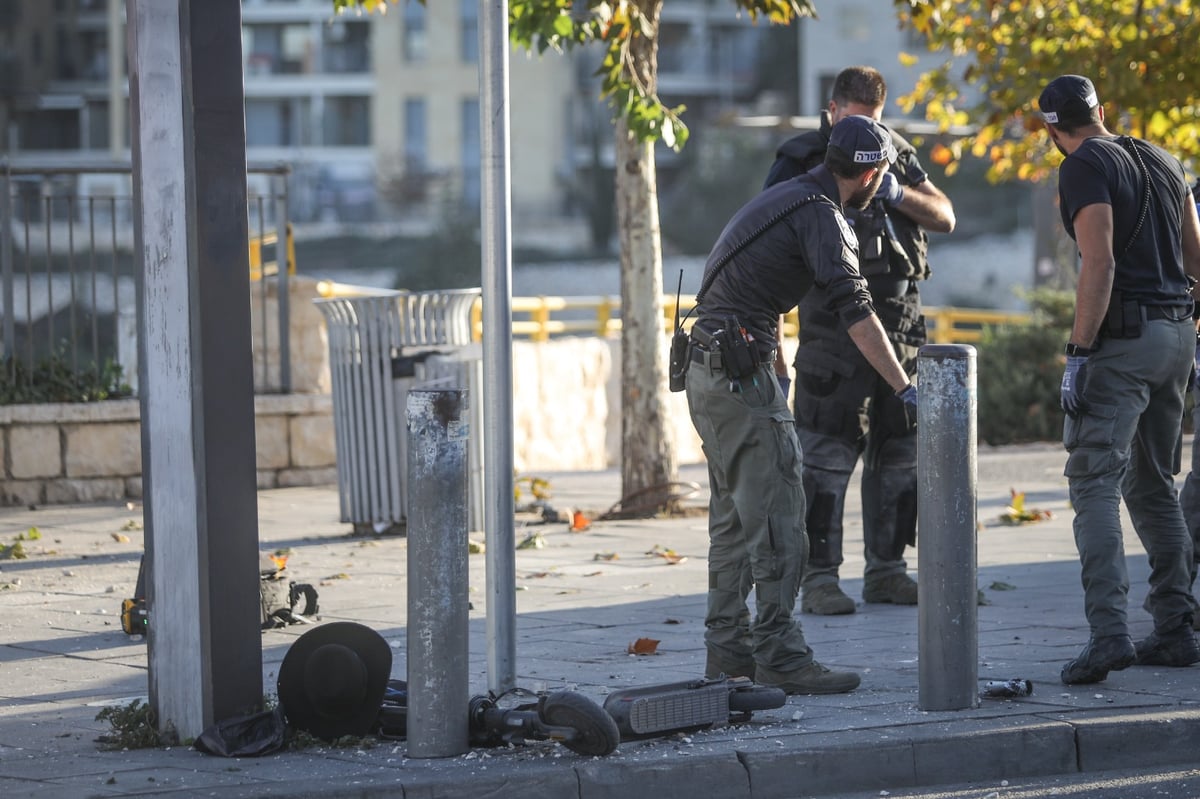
left=1040, top=73, right=1200, bottom=684
left=763, top=65, right=956, bottom=616
left=686, top=114, right=916, bottom=695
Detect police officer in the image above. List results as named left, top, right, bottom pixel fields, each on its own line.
left=1040, top=74, right=1200, bottom=685
left=763, top=66, right=956, bottom=615
left=687, top=115, right=917, bottom=695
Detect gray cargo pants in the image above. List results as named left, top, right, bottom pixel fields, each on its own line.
left=1178, top=380, right=1200, bottom=609
left=792, top=287, right=921, bottom=589
left=686, top=356, right=814, bottom=672
left=1064, top=318, right=1195, bottom=638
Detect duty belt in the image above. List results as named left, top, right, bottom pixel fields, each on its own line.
left=689, top=327, right=775, bottom=374
left=1143, top=304, right=1192, bottom=322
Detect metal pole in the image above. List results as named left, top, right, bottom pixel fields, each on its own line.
left=917, top=344, right=979, bottom=711
left=1, top=165, right=13, bottom=362
left=277, top=170, right=291, bottom=394
left=406, top=387, right=471, bottom=759
left=479, top=0, right=517, bottom=694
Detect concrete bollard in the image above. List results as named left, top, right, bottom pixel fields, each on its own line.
left=916, top=344, right=979, bottom=711
left=405, top=387, right=471, bottom=757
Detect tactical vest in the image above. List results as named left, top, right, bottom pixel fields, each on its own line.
left=777, top=130, right=931, bottom=282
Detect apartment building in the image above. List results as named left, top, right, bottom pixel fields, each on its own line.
left=1, top=0, right=786, bottom=232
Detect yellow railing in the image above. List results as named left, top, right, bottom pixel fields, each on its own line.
left=248, top=223, right=296, bottom=281
left=312, top=283, right=1033, bottom=345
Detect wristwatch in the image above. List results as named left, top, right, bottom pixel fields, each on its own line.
left=1064, top=342, right=1094, bottom=357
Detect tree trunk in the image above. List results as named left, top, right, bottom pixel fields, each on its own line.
left=615, top=0, right=677, bottom=512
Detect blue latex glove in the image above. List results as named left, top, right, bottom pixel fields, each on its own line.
left=896, top=383, right=917, bottom=410
left=1061, top=355, right=1090, bottom=418
left=876, top=171, right=905, bottom=206
left=777, top=374, right=791, bottom=401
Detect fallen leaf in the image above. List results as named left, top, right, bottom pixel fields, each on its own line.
left=647, top=544, right=687, bottom=564
left=517, top=532, right=546, bottom=550
left=998, top=489, right=1053, bottom=525
left=663, top=618, right=682, bottom=625
left=594, top=552, right=619, bottom=561
left=468, top=539, right=486, bottom=554
left=584, top=571, right=604, bottom=577
left=627, top=638, right=660, bottom=655
left=989, top=581, right=1018, bottom=591
left=110, top=533, right=131, bottom=544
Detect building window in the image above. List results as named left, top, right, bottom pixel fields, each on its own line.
left=244, top=23, right=315, bottom=75
left=837, top=6, right=871, bottom=42
left=403, top=1, right=427, bottom=63
left=460, top=0, right=478, bottom=64
left=246, top=98, right=312, bottom=147
left=323, top=20, right=370, bottom=73
left=461, top=98, right=480, bottom=209
left=323, top=97, right=371, bottom=147
left=404, top=97, right=427, bottom=171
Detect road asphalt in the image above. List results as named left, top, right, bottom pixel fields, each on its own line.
left=3, top=442, right=1200, bottom=799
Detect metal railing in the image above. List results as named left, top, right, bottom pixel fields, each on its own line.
left=315, top=282, right=1033, bottom=346
left=0, top=161, right=293, bottom=395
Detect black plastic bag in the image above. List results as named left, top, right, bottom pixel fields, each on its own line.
left=194, top=706, right=287, bottom=757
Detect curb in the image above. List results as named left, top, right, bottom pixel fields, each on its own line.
left=83, top=708, right=1200, bottom=799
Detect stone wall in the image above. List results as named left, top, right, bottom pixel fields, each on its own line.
left=0, top=395, right=336, bottom=507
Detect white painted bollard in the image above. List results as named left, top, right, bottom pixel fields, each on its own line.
left=917, top=344, right=979, bottom=711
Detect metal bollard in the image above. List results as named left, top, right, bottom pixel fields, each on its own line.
left=917, top=344, right=979, bottom=711
left=406, top=387, right=471, bottom=757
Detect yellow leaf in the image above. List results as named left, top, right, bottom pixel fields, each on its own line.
left=898, top=51, right=919, bottom=67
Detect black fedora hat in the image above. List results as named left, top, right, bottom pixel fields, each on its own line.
left=277, top=621, right=392, bottom=741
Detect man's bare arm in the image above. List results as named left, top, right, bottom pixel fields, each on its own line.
left=1071, top=202, right=1116, bottom=349
left=892, top=179, right=955, bottom=234
left=847, top=314, right=909, bottom=392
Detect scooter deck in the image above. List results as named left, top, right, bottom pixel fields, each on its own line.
left=603, top=678, right=732, bottom=737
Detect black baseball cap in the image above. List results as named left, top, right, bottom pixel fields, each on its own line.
left=1038, top=75, right=1100, bottom=126
left=829, top=115, right=897, bottom=165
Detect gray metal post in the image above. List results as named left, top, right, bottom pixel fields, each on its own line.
left=277, top=169, right=291, bottom=394
left=479, top=0, right=517, bottom=694
left=917, top=344, right=979, bottom=711
left=1, top=165, right=12, bottom=362
left=406, top=387, right=471, bottom=758
left=127, top=0, right=262, bottom=739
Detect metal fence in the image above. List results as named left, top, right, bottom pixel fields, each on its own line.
left=0, top=161, right=293, bottom=396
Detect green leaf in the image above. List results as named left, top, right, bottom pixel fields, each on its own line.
left=552, top=14, right=575, bottom=38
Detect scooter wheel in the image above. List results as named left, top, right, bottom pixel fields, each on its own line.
left=728, top=685, right=787, bottom=713
left=541, top=691, right=620, bottom=757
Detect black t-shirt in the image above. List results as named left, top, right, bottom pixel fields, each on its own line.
left=1058, top=135, right=1191, bottom=304
left=696, top=166, right=874, bottom=349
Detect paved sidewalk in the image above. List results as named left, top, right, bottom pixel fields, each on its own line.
left=3, top=442, right=1200, bottom=798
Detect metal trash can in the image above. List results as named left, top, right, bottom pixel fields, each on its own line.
left=315, top=288, right=483, bottom=534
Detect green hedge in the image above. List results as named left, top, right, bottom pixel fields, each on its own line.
left=0, top=357, right=132, bottom=405
left=975, top=289, right=1074, bottom=445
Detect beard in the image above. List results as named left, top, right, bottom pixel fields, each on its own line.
left=848, top=168, right=885, bottom=210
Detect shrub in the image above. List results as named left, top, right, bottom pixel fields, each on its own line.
left=975, top=289, right=1074, bottom=445
left=0, top=356, right=133, bottom=405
